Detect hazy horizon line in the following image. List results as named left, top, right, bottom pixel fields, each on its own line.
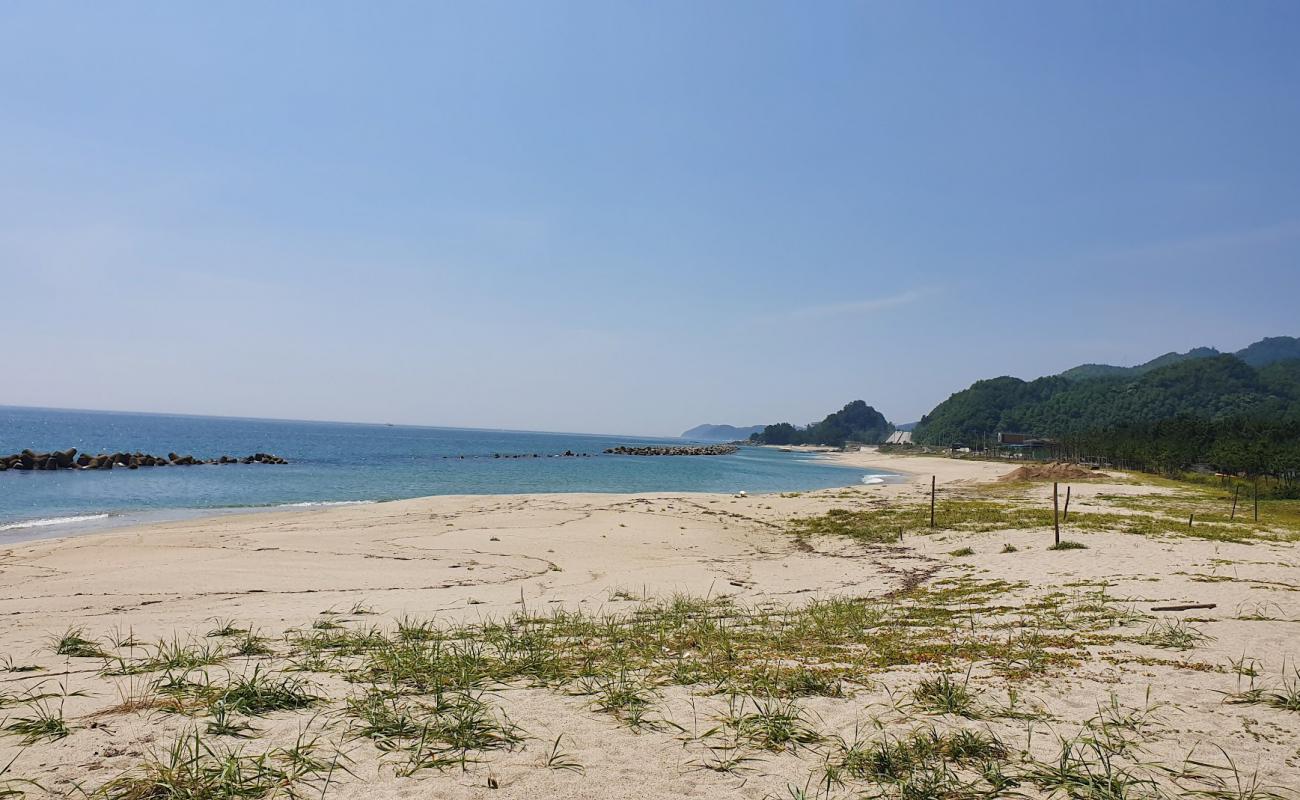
left=0, top=403, right=691, bottom=442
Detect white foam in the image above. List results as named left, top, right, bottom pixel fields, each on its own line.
left=0, top=513, right=111, bottom=531
left=276, top=500, right=376, bottom=508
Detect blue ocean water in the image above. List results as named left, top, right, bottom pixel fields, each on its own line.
left=0, top=406, right=893, bottom=539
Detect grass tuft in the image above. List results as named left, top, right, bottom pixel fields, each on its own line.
left=92, top=727, right=346, bottom=799
left=51, top=627, right=106, bottom=659
left=542, top=734, right=585, bottom=773
left=395, top=692, right=524, bottom=775
left=2, top=698, right=72, bottom=745
left=206, top=620, right=247, bottom=638
left=912, top=673, right=981, bottom=718
left=1227, top=669, right=1300, bottom=713
left=1137, top=619, right=1212, bottom=651
left=1049, top=540, right=1088, bottom=551
left=718, top=694, right=822, bottom=752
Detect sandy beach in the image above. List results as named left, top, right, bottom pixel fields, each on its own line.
left=3, top=450, right=1298, bottom=798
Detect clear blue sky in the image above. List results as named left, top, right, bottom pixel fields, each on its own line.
left=3, top=2, right=1298, bottom=435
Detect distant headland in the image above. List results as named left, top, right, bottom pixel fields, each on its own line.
left=679, top=423, right=765, bottom=441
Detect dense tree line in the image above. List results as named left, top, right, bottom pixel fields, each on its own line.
left=749, top=400, right=893, bottom=447
left=1059, top=415, right=1300, bottom=495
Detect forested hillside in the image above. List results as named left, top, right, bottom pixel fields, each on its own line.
left=916, top=355, right=1300, bottom=445
left=750, top=400, right=892, bottom=447
left=913, top=347, right=1300, bottom=482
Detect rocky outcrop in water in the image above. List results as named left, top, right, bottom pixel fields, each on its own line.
left=604, top=444, right=738, bottom=456
left=0, top=449, right=287, bottom=471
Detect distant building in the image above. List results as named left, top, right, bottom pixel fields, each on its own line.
left=885, top=430, right=913, bottom=445
left=997, top=432, right=1056, bottom=447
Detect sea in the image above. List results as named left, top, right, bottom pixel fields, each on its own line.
left=0, top=406, right=897, bottom=542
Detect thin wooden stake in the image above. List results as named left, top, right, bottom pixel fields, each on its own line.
left=1254, top=477, right=1259, bottom=522
left=1152, top=603, right=1216, bottom=612
left=1230, top=484, right=1239, bottom=520
left=1188, top=513, right=1194, bottom=529
left=1062, top=486, right=1072, bottom=522
left=1053, top=481, right=1060, bottom=546
left=930, top=475, right=936, bottom=529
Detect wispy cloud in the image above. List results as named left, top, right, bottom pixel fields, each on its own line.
left=786, top=289, right=930, bottom=320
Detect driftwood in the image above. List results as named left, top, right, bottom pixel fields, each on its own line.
left=1150, top=603, right=1217, bottom=612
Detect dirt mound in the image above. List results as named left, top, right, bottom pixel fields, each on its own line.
left=998, top=462, right=1100, bottom=482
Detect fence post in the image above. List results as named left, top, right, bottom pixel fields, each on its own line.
left=1053, top=482, right=1060, bottom=546
left=930, top=476, right=936, bottom=528
left=1230, top=484, right=1239, bottom=520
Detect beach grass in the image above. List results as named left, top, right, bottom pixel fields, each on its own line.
left=5, top=573, right=1288, bottom=799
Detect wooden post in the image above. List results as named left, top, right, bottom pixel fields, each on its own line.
left=1230, top=484, right=1239, bottom=520
left=1254, top=478, right=1259, bottom=522
left=1053, top=482, right=1060, bottom=546
left=1188, top=513, right=1194, bottom=529
left=1062, top=486, right=1072, bottom=522
left=929, top=476, right=936, bottom=528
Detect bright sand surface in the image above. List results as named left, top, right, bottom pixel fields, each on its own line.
left=2, top=450, right=1298, bottom=797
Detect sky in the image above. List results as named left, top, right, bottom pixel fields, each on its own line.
left=2, top=2, right=1299, bottom=436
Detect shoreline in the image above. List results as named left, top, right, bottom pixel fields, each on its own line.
left=0, top=451, right=979, bottom=588
left=0, top=450, right=967, bottom=625
left=0, top=499, right=386, bottom=546
left=0, top=449, right=906, bottom=546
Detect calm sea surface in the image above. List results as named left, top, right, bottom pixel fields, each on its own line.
left=0, top=406, right=896, bottom=540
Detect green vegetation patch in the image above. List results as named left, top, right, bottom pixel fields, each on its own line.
left=91, top=728, right=346, bottom=799
left=789, top=495, right=1294, bottom=546
left=1048, top=540, right=1088, bottom=551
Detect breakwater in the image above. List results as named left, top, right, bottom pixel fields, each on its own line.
left=0, top=449, right=287, bottom=471
left=604, top=444, right=738, bottom=456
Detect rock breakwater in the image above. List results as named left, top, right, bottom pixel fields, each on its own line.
left=0, top=449, right=287, bottom=471
left=603, top=444, right=738, bottom=456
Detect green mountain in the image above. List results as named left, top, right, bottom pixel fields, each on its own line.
left=1059, top=346, right=1220, bottom=381
left=915, top=353, right=1300, bottom=445
left=1058, top=336, right=1300, bottom=381
left=911, top=336, right=1300, bottom=478
left=751, top=400, right=893, bottom=447
left=1236, top=336, right=1300, bottom=367
left=680, top=424, right=764, bottom=441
